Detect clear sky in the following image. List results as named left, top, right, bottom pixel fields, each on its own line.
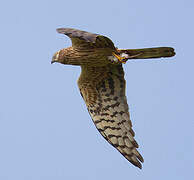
left=0, top=0, right=193, bottom=179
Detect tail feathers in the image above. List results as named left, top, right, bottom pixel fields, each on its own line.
left=118, top=47, right=175, bottom=59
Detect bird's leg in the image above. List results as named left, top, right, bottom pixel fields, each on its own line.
left=112, top=52, right=127, bottom=64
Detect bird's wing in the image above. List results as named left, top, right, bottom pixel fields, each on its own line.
left=57, top=28, right=115, bottom=50
left=78, top=64, right=144, bottom=169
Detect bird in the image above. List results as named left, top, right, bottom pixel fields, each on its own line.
left=51, top=28, right=175, bottom=169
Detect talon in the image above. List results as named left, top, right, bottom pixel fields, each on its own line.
left=112, top=52, right=126, bottom=64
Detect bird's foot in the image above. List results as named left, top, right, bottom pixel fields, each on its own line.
left=112, top=52, right=127, bottom=64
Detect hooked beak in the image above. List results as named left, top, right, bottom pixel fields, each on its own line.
left=51, top=52, right=59, bottom=64
left=51, top=58, right=56, bottom=64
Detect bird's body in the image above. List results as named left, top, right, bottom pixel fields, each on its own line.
left=52, top=28, right=175, bottom=169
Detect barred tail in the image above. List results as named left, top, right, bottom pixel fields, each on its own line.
left=119, top=47, right=175, bottom=59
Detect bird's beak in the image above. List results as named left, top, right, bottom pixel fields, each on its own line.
left=51, top=52, right=59, bottom=64
left=51, top=58, right=56, bottom=64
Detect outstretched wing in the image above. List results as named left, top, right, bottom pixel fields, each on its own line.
left=57, top=28, right=115, bottom=50
left=78, top=64, right=144, bottom=169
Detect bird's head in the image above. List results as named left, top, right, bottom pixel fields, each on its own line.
left=51, top=47, right=82, bottom=66
left=51, top=50, right=63, bottom=64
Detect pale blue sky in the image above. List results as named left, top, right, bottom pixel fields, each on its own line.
left=0, top=0, right=193, bottom=179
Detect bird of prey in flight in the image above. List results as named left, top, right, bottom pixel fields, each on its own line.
left=52, top=28, right=175, bottom=169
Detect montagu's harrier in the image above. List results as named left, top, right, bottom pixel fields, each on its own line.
left=52, top=28, right=175, bottom=169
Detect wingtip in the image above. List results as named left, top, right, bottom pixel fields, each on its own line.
left=125, top=153, right=143, bottom=169
left=132, top=160, right=142, bottom=169
left=56, top=28, right=64, bottom=34
left=133, top=157, right=143, bottom=169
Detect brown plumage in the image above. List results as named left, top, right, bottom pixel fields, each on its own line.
left=52, top=28, right=175, bottom=169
